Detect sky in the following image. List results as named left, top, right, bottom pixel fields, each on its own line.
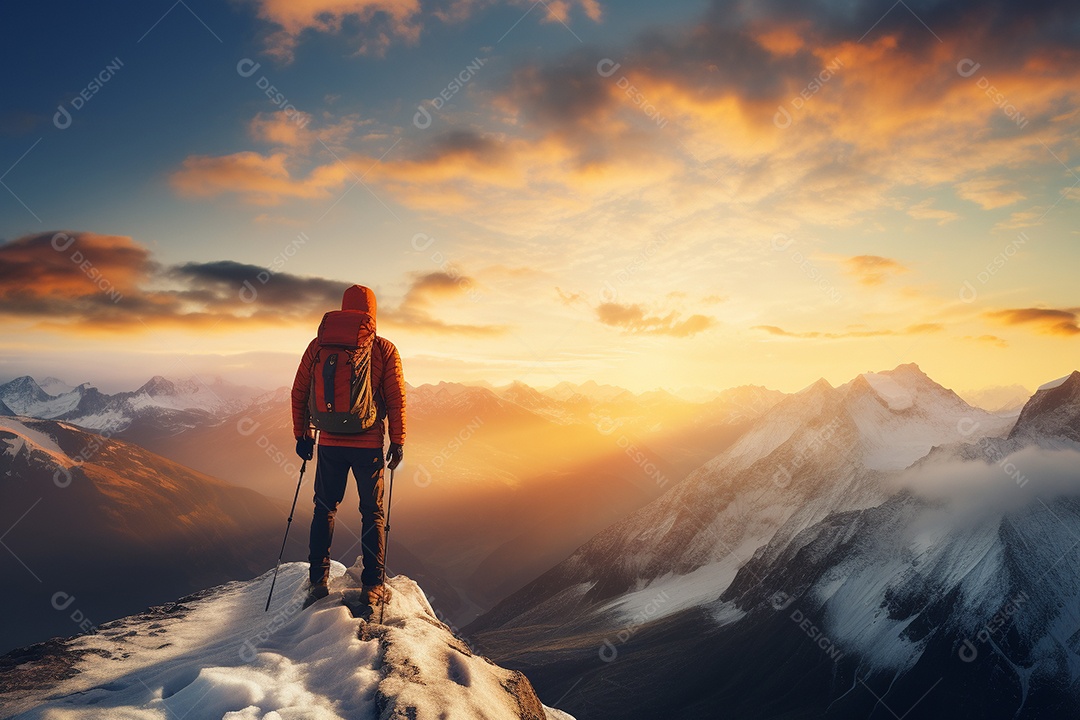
left=0, top=0, right=1077, bottom=395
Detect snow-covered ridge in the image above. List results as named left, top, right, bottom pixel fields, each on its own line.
left=1, top=561, right=572, bottom=720
left=0, top=375, right=270, bottom=434
left=0, top=416, right=75, bottom=469
left=1038, top=374, right=1072, bottom=392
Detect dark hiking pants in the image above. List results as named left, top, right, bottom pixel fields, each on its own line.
left=308, top=445, right=385, bottom=587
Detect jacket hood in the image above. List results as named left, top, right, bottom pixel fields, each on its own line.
left=341, top=285, right=377, bottom=318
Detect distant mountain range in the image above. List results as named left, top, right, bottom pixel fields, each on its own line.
left=467, top=366, right=1080, bottom=719
left=2, top=365, right=1073, bottom=718
left=0, top=374, right=270, bottom=440
left=0, top=373, right=785, bottom=635
left=0, top=416, right=284, bottom=655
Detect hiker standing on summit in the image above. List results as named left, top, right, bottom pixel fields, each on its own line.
left=291, top=284, right=406, bottom=607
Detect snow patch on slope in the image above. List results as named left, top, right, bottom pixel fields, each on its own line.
left=4, top=388, right=83, bottom=419
left=604, top=529, right=771, bottom=625
left=0, top=417, right=73, bottom=467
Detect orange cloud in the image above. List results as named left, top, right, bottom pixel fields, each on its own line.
left=843, top=255, right=909, bottom=286
left=250, top=0, right=601, bottom=60
left=0, top=232, right=152, bottom=307
left=986, top=308, right=1080, bottom=336
left=540, top=0, right=602, bottom=23
left=170, top=151, right=351, bottom=206
left=252, top=0, right=422, bottom=59
left=177, top=1, right=1080, bottom=240
left=753, top=26, right=806, bottom=56
left=596, top=302, right=714, bottom=337
left=964, top=334, right=1009, bottom=348
left=250, top=111, right=313, bottom=147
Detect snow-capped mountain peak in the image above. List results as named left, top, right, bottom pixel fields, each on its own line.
left=0, top=375, right=271, bottom=434
left=1010, top=370, right=1080, bottom=443
left=0, top=376, right=85, bottom=418
left=137, top=375, right=181, bottom=397
left=839, top=364, right=1012, bottom=472
left=0, top=375, right=49, bottom=404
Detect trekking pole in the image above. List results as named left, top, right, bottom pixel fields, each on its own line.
left=383, top=465, right=396, bottom=581
left=265, top=457, right=308, bottom=612
left=379, top=465, right=396, bottom=624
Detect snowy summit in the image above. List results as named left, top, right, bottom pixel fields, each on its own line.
left=0, top=560, right=573, bottom=720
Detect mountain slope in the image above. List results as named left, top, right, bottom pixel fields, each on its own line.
left=0, top=562, right=573, bottom=720
left=469, top=364, right=1011, bottom=637
left=0, top=417, right=285, bottom=655
left=467, top=368, right=1078, bottom=719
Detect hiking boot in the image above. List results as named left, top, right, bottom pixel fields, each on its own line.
left=362, top=584, right=388, bottom=605
left=302, top=582, right=329, bottom=609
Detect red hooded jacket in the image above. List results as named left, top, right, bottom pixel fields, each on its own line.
left=291, top=285, right=406, bottom=448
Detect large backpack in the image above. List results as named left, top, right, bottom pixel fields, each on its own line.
left=307, top=309, right=384, bottom=434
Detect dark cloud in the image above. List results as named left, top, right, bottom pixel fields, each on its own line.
left=633, top=18, right=806, bottom=103
left=596, top=301, right=714, bottom=337
left=421, top=130, right=508, bottom=165
left=506, top=51, right=620, bottom=129
left=0, top=232, right=500, bottom=336
left=172, top=261, right=348, bottom=315
left=986, top=308, right=1080, bottom=336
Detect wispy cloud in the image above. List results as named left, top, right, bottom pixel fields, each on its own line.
left=964, top=334, right=1009, bottom=348
left=906, top=198, right=958, bottom=225
left=382, top=271, right=505, bottom=336
left=955, top=179, right=1026, bottom=209
left=596, top=301, right=714, bottom=337
left=843, top=255, right=908, bottom=286
left=986, top=308, right=1080, bottom=336
left=170, top=151, right=351, bottom=205
left=754, top=323, right=943, bottom=339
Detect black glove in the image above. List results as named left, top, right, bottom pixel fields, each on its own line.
left=296, top=436, right=315, bottom=461
left=387, top=443, right=403, bottom=470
